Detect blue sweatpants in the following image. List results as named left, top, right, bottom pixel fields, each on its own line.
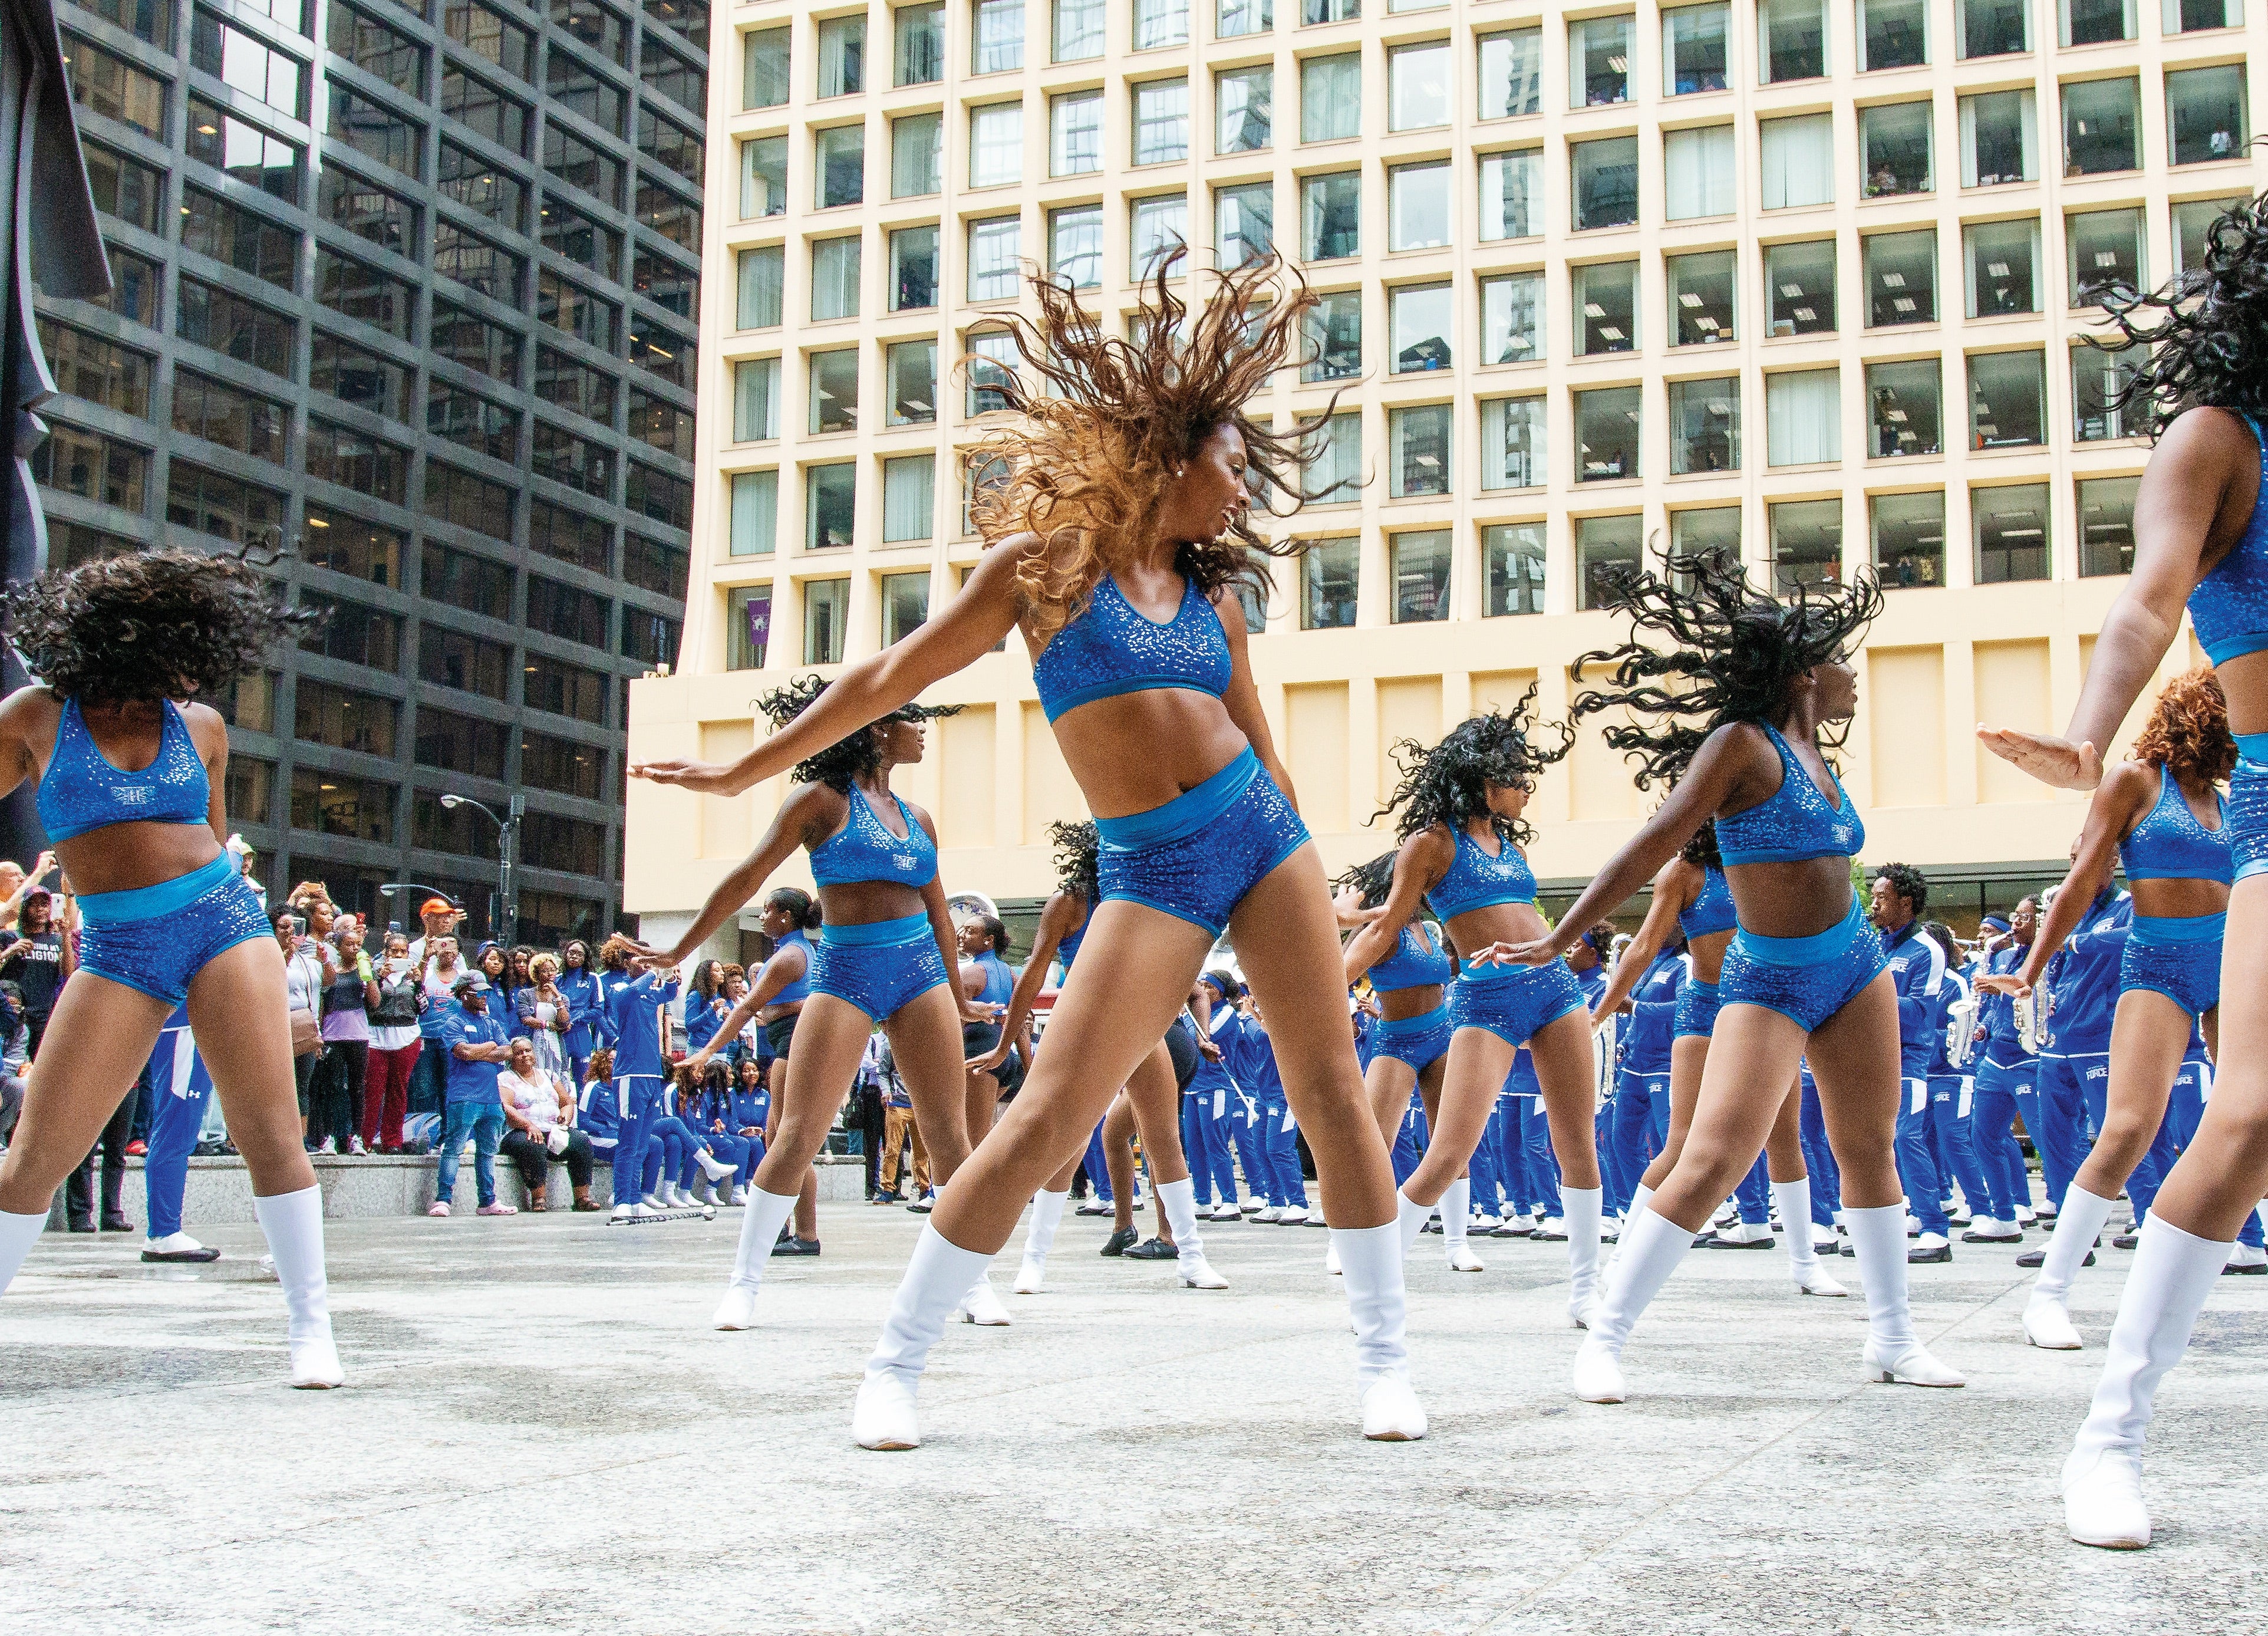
left=1518, top=1096, right=1560, bottom=1219
left=1895, top=1076, right=1948, bottom=1235
left=1390, top=1096, right=1423, bottom=1185
left=1927, top=1074, right=1995, bottom=1222
left=1181, top=1082, right=1237, bottom=1205
left=611, top=1075, right=667, bottom=1207
left=1798, top=1076, right=1840, bottom=1223
left=1228, top=1088, right=1274, bottom=1204
left=1262, top=1094, right=1307, bottom=1207
left=2131, top=1059, right=2264, bottom=1248
left=1733, top=1154, right=1771, bottom=1226
left=1468, top=1101, right=1502, bottom=1214
left=1610, top=1068, right=1663, bottom=1209
left=1968, top=1056, right=2034, bottom=1223
left=2032, top=1054, right=2100, bottom=1212
left=141, top=1025, right=213, bottom=1240
left=683, top=1130, right=752, bottom=1188
left=1083, top=1120, right=1114, bottom=1202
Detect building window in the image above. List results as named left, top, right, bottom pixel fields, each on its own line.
left=733, top=358, right=780, bottom=442
left=1578, top=514, right=1643, bottom=607
left=809, top=349, right=859, bottom=434
left=1387, top=405, right=1450, bottom=497
left=1663, top=4, right=1729, bottom=95
left=1054, top=0, right=1105, bottom=61
left=2175, top=196, right=2248, bottom=272
left=1216, top=183, right=1275, bottom=269
left=1136, top=0, right=1189, bottom=49
left=730, top=469, right=777, bottom=555
left=1668, top=249, right=1737, bottom=345
left=1761, top=113, right=1834, bottom=209
left=1302, top=289, right=1362, bottom=380
left=884, top=459, right=936, bottom=544
left=894, top=111, right=944, bottom=197
left=2168, top=65, right=2247, bottom=167
left=969, top=216, right=1021, bottom=299
left=1766, top=367, right=1842, bottom=465
left=173, top=368, right=286, bottom=463
left=1672, top=504, right=1742, bottom=555
left=744, top=25, right=790, bottom=107
left=881, top=570, right=931, bottom=643
left=1764, top=239, right=1837, bottom=337
left=2068, top=208, right=2143, bottom=308
left=1472, top=149, right=1542, bottom=244
left=898, top=4, right=947, bottom=83
left=974, top=0, right=1025, bottom=71
left=1957, top=0, right=2029, bottom=57
left=2165, top=0, right=2240, bottom=32
left=1134, top=78, right=1189, bottom=164
left=1219, top=0, right=1273, bottom=39
left=1302, top=172, right=1361, bottom=261
left=886, top=340, right=938, bottom=426
left=1131, top=195, right=1188, bottom=279
left=1858, top=0, right=1929, bottom=70
left=1969, top=349, right=2047, bottom=449
left=1958, top=90, right=2036, bottom=187
left=1477, top=28, right=1542, bottom=120
left=1574, top=261, right=1637, bottom=355
left=817, top=14, right=866, bottom=96
left=1049, top=204, right=1103, bottom=289
left=727, top=585, right=772, bottom=670
left=1669, top=376, right=1739, bottom=473
left=1575, top=387, right=1641, bottom=482
left=1479, top=524, right=1545, bottom=615
left=1388, top=162, right=1449, bottom=251
left=1664, top=126, right=1736, bottom=220
left=1863, top=229, right=1937, bottom=326
left=31, top=423, right=149, bottom=512
left=888, top=225, right=939, bottom=312
left=1389, top=41, right=1451, bottom=131
left=192, top=11, right=303, bottom=118
left=1301, top=52, right=1361, bottom=143
left=2061, top=0, right=2134, bottom=45
left=803, top=577, right=850, bottom=663
left=1481, top=272, right=1544, bottom=363
left=1974, top=482, right=2051, bottom=582
left=1568, top=14, right=1632, bottom=108
left=1390, top=530, right=1451, bottom=621
left=1861, top=103, right=1933, bottom=198
left=970, top=103, right=1024, bottom=189
left=1304, top=0, right=1358, bottom=19
left=1388, top=284, right=1451, bottom=373
left=169, top=460, right=284, bottom=549
left=1481, top=396, right=1546, bottom=489
left=1769, top=499, right=1843, bottom=592
left=2078, top=475, right=2140, bottom=577
left=1051, top=91, right=1103, bottom=176
left=739, top=137, right=786, bottom=220
left=2063, top=77, right=2140, bottom=176
left=816, top=125, right=865, bottom=209
left=1218, top=66, right=1272, bottom=152
left=967, top=330, right=1021, bottom=414
left=1866, top=358, right=1941, bottom=457
left=1965, top=218, right=2040, bottom=317
left=2073, top=343, right=2144, bottom=440
left=812, top=235, right=862, bottom=320
left=807, top=464, right=856, bottom=551
left=737, top=245, right=784, bottom=330
left=1572, top=137, right=1639, bottom=231
left=1301, top=536, right=1359, bottom=630
left=1873, top=490, right=1946, bottom=588
left=1303, top=410, right=1362, bottom=502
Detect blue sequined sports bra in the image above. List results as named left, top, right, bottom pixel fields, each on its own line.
left=1715, top=724, right=1865, bottom=866
left=808, top=788, right=938, bottom=888
left=1425, top=826, right=1537, bottom=921
left=2119, top=763, right=2231, bottom=884
left=1057, top=913, right=1088, bottom=972
left=2186, top=413, right=2268, bottom=666
left=1031, top=574, right=1233, bottom=725
left=1369, top=920, right=1454, bottom=993
left=37, top=697, right=209, bottom=842
left=1677, top=867, right=1738, bottom=939
left=771, top=929, right=814, bottom=1005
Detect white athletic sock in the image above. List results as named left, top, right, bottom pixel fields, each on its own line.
left=0, top=1209, right=46, bottom=1296
left=1157, top=1176, right=1205, bottom=1262
left=1844, top=1202, right=1917, bottom=1354
left=1562, top=1186, right=1603, bottom=1314
left=1772, top=1179, right=1818, bottom=1278
left=2072, top=1214, right=2236, bottom=1464
left=250, top=1185, right=342, bottom=1386
left=1395, top=1188, right=1432, bottom=1256
left=867, top=1223, right=995, bottom=1388
left=1587, top=1206, right=1693, bottom=1356
left=1331, top=1223, right=1411, bottom=1388
left=2035, top=1186, right=2117, bottom=1307
left=1021, top=1188, right=1070, bottom=1266
left=730, top=1187, right=800, bottom=1292
left=1441, top=1178, right=1470, bottom=1247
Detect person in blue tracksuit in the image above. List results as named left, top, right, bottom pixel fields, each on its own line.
left=1609, top=946, right=1684, bottom=1226
left=140, top=1005, right=220, bottom=1262
left=604, top=963, right=681, bottom=1219
left=1797, top=1061, right=1840, bottom=1240
left=428, top=972, right=513, bottom=1216
left=2127, top=1031, right=2266, bottom=1264
left=1390, top=1087, right=1425, bottom=1186
left=555, top=939, right=603, bottom=1089
left=2029, top=876, right=2134, bottom=1247
left=1242, top=997, right=1315, bottom=1225
left=1181, top=976, right=1245, bottom=1219
left=1873, top=863, right=1954, bottom=1262
left=727, top=1056, right=771, bottom=1167
left=958, top=914, right=1027, bottom=1133
left=1918, top=924, right=1995, bottom=1247
left=577, top=1047, right=623, bottom=1180
left=1967, top=904, right=2041, bottom=1241
left=678, top=1068, right=752, bottom=1204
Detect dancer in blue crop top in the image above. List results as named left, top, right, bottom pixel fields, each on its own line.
left=0, top=549, right=341, bottom=1390
left=1339, top=699, right=1606, bottom=1300
left=632, top=674, right=996, bottom=1329
left=1498, top=546, right=1962, bottom=1408
left=1979, top=671, right=2234, bottom=1358
left=1978, top=205, right=2268, bottom=1549
left=631, top=255, right=1425, bottom=1450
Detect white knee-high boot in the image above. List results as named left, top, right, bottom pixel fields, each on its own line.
left=1772, top=1179, right=1845, bottom=1297
left=250, top=1186, right=343, bottom=1388
left=1845, top=1203, right=1964, bottom=1387
left=853, top=1223, right=997, bottom=1450
left=1331, top=1222, right=1426, bottom=1440
left=715, top=1186, right=800, bottom=1329
left=1156, top=1176, right=1227, bottom=1288
left=1014, top=1189, right=1071, bottom=1293
left=1442, top=1177, right=1483, bottom=1270
left=0, top=1208, right=47, bottom=1296
left=2065, top=1214, right=2234, bottom=1548
left=2026, top=1185, right=2115, bottom=1350
left=1395, top=1187, right=1432, bottom=1257
left=1562, top=1186, right=1603, bottom=1324
left=1573, top=1205, right=1693, bottom=1402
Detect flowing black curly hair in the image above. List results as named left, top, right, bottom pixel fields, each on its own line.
left=2092, top=189, right=2268, bottom=438
left=1570, top=548, right=1883, bottom=791
left=757, top=674, right=962, bottom=791
left=1050, top=819, right=1100, bottom=907
left=1679, top=817, right=1723, bottom=870
left=1334, top=851, right=1398, bottom=910
left=1376, top=687, right=1575, bottom=850
left=1, top=547, right=320, bottom=706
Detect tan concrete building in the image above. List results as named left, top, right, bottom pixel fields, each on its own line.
left=627, top=0, right=2264, bottom=952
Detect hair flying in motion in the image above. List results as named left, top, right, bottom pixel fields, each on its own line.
left=2092, top=189, right=2268, bottom=438
left=1568, top=547, right=1883, bottom=792
left=2131, top=666, right=2236, bottom=786
left=1334, top=851, right=1398, bottom=910
left=965, top=250, right=1347, bottom=639
left=1050, top=819, right=1101, bottom=907
left=2, top=547, right=321, bottom=706
left=757, top=674, right=961, bottom=790
left=1376, top=687, right=1575, bottom=849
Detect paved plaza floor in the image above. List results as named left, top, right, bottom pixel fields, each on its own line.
left=4, top=1196, right=2264, bottom=1635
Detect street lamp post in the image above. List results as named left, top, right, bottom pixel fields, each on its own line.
left=439, top=792, right=524, bottom=943
left=375, top=882, right=463, bottom=937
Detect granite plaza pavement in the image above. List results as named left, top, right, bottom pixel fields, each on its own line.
left=4, top=1195, right=2264, bottom=1635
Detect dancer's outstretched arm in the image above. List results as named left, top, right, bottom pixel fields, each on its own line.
left=1340, top=832, right=1447, bottom=987
left=637, top=785, right=833, bottom=968
left=970, top=893, right=1081, bottom=1073
left=1976, top=768, right=2148, bottom=995
left=1586, top=858, right=1692, bottom=1025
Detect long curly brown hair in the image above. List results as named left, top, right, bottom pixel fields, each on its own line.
left=965, top=250, right=1346, bottom=639
left=2132, top=666, right=2236, bottom=785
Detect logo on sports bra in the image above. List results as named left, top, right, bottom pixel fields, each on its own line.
left=116, top=786, right=152, bottom=806
left=893, top=851, right=917, bottom=872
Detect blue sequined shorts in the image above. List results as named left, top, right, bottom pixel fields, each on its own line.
left=1096, top=749, right=1310, bottom=938
left=807, top=914, right=950, bottom=1022
left=1448, top=959, right=1585, bottom=1047
left=75, top=853, right=272, bottom=1008
left=1674, top=978, right=1720, bottom=1040
left=1369, top=1003, right=1451, bottom=1075
left=1720, top=899, right=1888, bottom=1034
left=2119, top=913, right=2223, bottom=1016
left=2230, top=754, right=2268, bottom=881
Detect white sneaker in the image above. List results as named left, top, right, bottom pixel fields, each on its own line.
left=1599, top=1218, right=1620, bottom=1245
left=1208, top=1202, right=1242, bottom=1222
left=2015, top=1204, right=2039, bottom=1227
left=694, top=1147, right=736, bottom=1183
left=642, top=1193, right=668, bottom=1210
left=1446, top=1242, right=1485, bottom=1272
left=1178, top=1250, right=1230, bottom=1289
left=347, top=1136, right=367, bottom=1156
left=1359, top=1374, right=1427, bottom=1440
left=1240, top=1199, right=1265, bottom=1214
left=1572, top=1338, right=1626, bottom=1403
left=1253, top=1205, right=1283, bottom=1223
left=1324, top=1241, right=1341, bottom=1276
left=1474, top=1211, right=1502, bottom=1231
left=1276, top=1204, right=1310, bottom=1226
left=694, top=1182, right=720, bottom=1207
left=2224, top=1242, right=2267, bottom=1273
left=2064, top=1447, right=2152, bottom=1549
left=1013, top=1256, right=1046, bottom=1295
left=714, top=1285, right=758, bottom=1330
left=723, top=1185, right=746, bottom=1207
left=611, top=1202, right=636, bottom=1223
left=853, top=1371, right=921, bottom=1451
left=957, top=1278, right=1013, bottom=1326
left=1533, top=1216, right=1568, bottom=1242
left=2024, top=1296, right=2084, bottom=1350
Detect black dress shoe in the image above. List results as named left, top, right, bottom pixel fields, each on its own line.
left=67, top=1219, right=95, bottom=1233
left=101, top=1214, right=134, bottom=1232
left=1124, top=1236, right=1178, bottom=1260
left=1420, top=1219, right=1442, bottom=1234
left=1962, top=1227, right=2023, bottom=1244
left=769, top=1235, right=820, bottom=1257
left=1907, top=1243, right=1952, bottom=1263
left=141, top=1245, right=222, bottom=1263
left=2015, top=1246, right=2095, bottom=1269
left=2111, top=1232, right=2140, bottom=1250
left=1099, top=1226, right=1136, bottom=1256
